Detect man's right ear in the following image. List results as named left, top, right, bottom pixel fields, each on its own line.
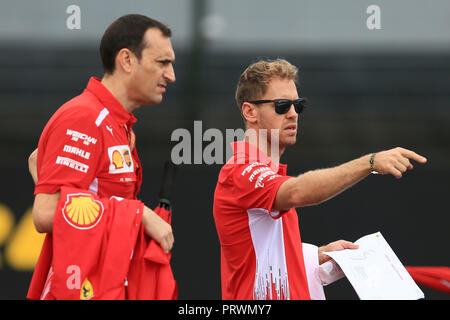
left=241, top=102, right=257, bottom=124
left=115, top=48, right=135, bottom=74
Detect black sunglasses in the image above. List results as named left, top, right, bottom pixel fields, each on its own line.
left=248, top=98, right=307, bottom=115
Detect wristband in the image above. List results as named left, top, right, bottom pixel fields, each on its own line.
left=369, top=153, right=377, bottom=171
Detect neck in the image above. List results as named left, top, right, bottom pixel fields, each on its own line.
left=101, top=75, right=139, bottom=114
left=244, top=128, right=285, bottom=167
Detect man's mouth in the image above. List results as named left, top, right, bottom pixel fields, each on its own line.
left=284, top=124, right=297, bottom=134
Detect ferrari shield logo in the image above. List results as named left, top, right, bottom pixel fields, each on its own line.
left=80, top=277, right=94, bottom=300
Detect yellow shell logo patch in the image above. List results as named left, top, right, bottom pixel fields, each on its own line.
left=62, top=193, right=104, bottom=230
left=80, top=277, right=94, bottom=300
left=112, top=150, right=124, bottom=169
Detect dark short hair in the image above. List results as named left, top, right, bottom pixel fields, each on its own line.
left=100, top=14, right=172, bottom=74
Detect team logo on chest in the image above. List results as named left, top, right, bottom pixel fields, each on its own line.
left=62, top=193, right=104, bottom=230
left=108, top=145, right=134, bottom=174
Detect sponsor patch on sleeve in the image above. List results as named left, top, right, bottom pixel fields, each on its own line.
left=66, top=129, right=98, bottom=146
left=62, top=145, right=91, bottom=160
left=241, top=162, right=281, bottom=189
left=56, top=156, right=89, bottom=173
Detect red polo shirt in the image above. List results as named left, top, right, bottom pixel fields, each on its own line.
left=35, top=77, right=142, bottom=200
left=213, top=141, right=310, bottom=300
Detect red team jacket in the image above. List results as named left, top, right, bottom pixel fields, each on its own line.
left=127, top=206, right=178, bottom=300
left=28, top=187, right=144, bottom=299
left=27, top=78, right=176, bottom=300
left=27, top=187, right=177, bottom=300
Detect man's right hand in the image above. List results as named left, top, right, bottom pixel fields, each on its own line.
left=142, top=206, right=174, bottom=253
left=371, top=147, right=427, bottom=178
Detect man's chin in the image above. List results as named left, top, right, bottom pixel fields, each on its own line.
left=282, top=137, right=297, bottom=148
left=142, top=95, right=163, bottom=106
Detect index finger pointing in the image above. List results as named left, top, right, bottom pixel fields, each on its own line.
left=400, top=149, right=427, bottom=164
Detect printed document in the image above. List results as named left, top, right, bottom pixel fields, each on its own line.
left=323, top=232, right=424, bottom=300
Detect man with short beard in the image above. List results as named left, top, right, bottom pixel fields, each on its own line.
left=213, top=58, right=427, bottom=300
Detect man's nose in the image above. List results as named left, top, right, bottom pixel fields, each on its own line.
left=164, top=64, right=176, bottom=83
left=286, top=104, right=298, bottom=118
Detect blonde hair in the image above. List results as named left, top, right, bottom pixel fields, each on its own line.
left=235, top=58, right=299, bottom=109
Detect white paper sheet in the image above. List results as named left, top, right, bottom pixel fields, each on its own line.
left=323, top=232, right=424, bottom=300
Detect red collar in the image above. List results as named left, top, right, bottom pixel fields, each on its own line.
left=231, top=141, right=287, bottom=175
left=85, top=77, right=137, bottom=127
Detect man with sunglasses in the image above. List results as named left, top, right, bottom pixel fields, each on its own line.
left=213, top=58, right=427, bottom=300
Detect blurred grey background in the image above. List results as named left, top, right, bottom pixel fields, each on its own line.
left=0, top=0, right=449, bottom=299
